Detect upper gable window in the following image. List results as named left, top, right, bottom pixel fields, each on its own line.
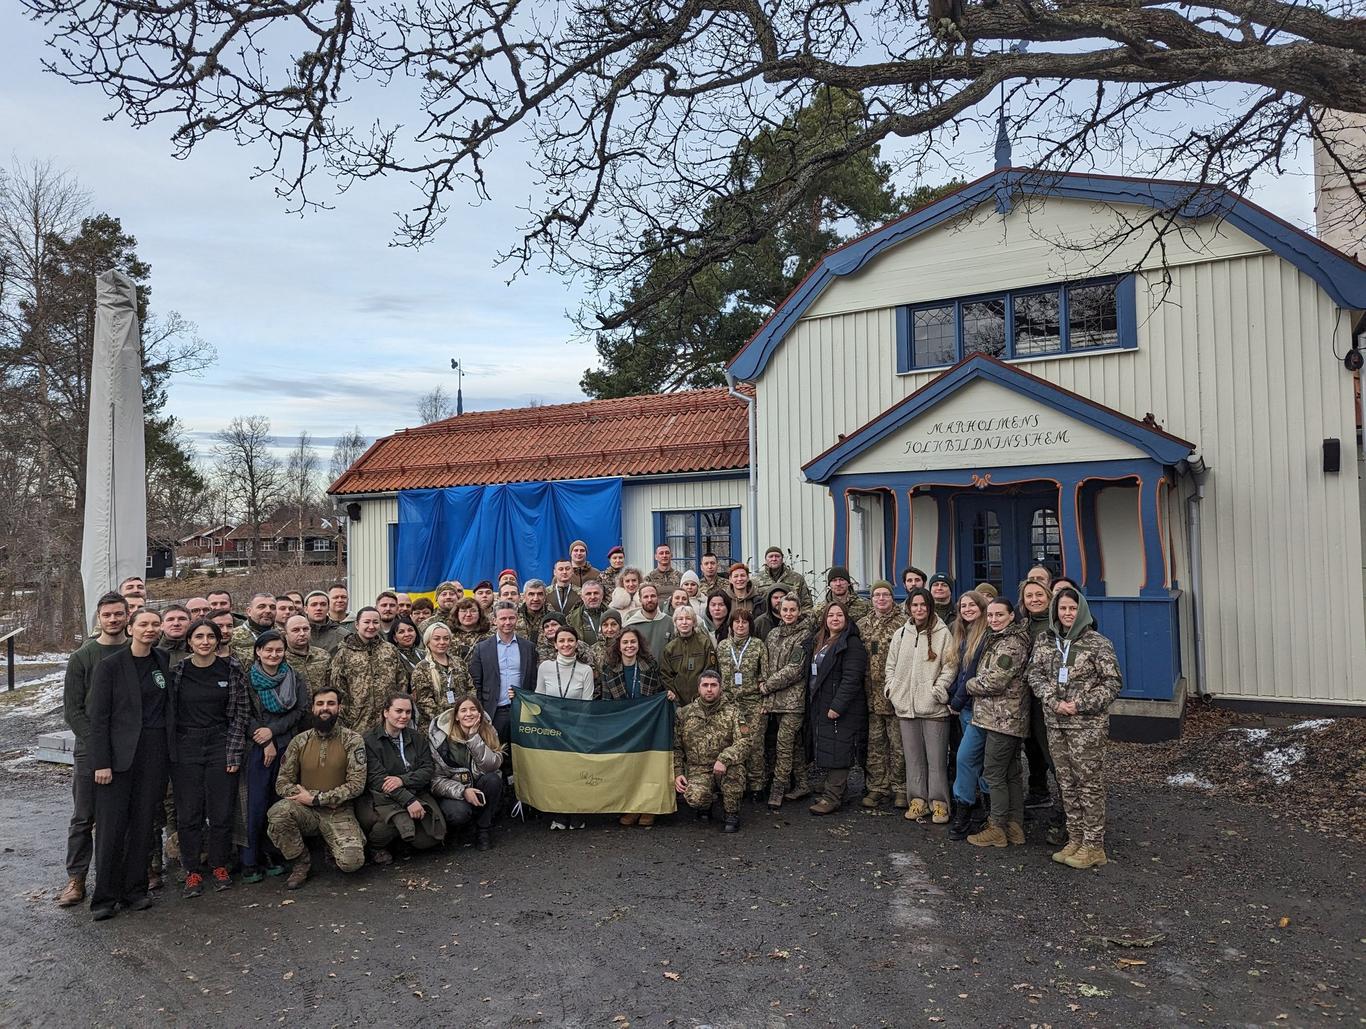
left=897, top=275, right=1135, bottom=372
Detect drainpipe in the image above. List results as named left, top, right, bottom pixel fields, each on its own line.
left=1180, top=456, right=1209, bottom=698
left=725, top=370, right=759, bottom=564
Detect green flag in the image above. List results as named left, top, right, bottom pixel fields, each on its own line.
left=511, top=689, right=677, bottom=815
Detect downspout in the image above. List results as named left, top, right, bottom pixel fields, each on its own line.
left=725, top=370, right=759, bottom=564
left=1180, top=456, right=1209, bottom=698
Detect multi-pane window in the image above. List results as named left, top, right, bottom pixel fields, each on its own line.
left=1029, top=508, right=1062, bottom=567
left=659, top=509, right=736, bottom=568
left=900, top=276, right=1131, bottom=370
left=970, top=511, right=1004, bottom=588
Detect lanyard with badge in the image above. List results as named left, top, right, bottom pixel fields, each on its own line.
left=1054, top=637, right=1073, bottom=685
left=728, top=638, right=751, bottom=686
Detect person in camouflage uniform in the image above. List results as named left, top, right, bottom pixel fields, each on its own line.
left=515, top=580, right=549, bottom=640
left=589, top=609, right=624, bottom=669
left=429, top=581, right=463, bottom=628
left=753, top=545, right=814, bottom=611
left=673, top=670, right=752, bottom=832
left=761, top=595, right=813, bottom=809
left=715, top=609, right=770, bottom=798
left=328, top=608, right=408, bottom=733
left=410, top=621, right=470, bottom=730
left=965, top=598, right=1033, bottom=848
left=1027, top=588, right=1122, bottom=869
left=645, top=544, right=684, bottom=595
left=228, top=593, right=276, bottom=669
left=599, top=545, right=626, bottom=595
left=659, top=606, right=718, bottom=706
left=282, top=614, right=331, bottom=696
left=816, top=566, right=871, bottom=624
left=266, top=687, right=367, bottom=889
left=856, top=580, right=908, bottom=808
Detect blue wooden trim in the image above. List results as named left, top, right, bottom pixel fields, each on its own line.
left=895, top=306, right=911, bottom=373
left=1079, top=481, right=1107, bottom=596
left=830, top=458, right=1152, bottom=494
left=386, top=523, right=399, bottom=591
left=727, top=505, right=743, bottom=566
left=882, top=493, right=897, bottom=583
left=651, top=511, right=666, bottom=551
left=1115, top=274, right=1138, bottom=353
left=728, top=168, right=1366, bottom=381
left=804, top=355, right=1192, bottom=483
left=1138, top=473, right=1167, bottom=598
left=1090, top=592, right=1181, bottom=701
left=933, top=491, right=953, bottom=576
left=1057, top=480, right=1084, bottom=581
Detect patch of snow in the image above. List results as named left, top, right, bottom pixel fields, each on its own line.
left=1288, top=718, right=1334, bottom=731
left=0, top=674, right=64, bottom=718
left=1166, top=772, right=1214, bottom=790
left=16, top=651, right=69, bottom=665
left=1256, top=744, right=1306, bottom=784
left=1230, top=727, right=1270, bottom=744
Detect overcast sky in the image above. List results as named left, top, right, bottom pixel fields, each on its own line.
left=1, top=8, right=1319, bottom=465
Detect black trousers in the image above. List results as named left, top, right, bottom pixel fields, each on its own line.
left=437, top=772, right=505, bottom=832
left=1024, top=694, right=1053, bottom=792
left=65, top=739, right=96, bottom=880
left=92, top=730, right=170, bottom=909
left=171, top=727, right=238, bottom=875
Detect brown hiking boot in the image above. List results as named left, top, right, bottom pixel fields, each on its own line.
left=1051, top=839, right=1082, bottom=864
left=637, top=814, right=655, bottom=827
left=860, top=792, right=887, bottom=809
left=892, top=791, right=908, bottom=809
left=1063, top=845, right=1109, bottom=869
left=285, top=854, right=312, bottom=890
left=967, top=825, right=1008, bottom=848
left=56, top=878, right=85, bottom=907
left=618, top=813, right=640, bottom=826
left=1005, top=822, right=1026, bottom=846
left=164, top=832, right=180, bottom=863
left=808, top=796, right=840, bottom=816
left=783, top=784, right=811, bottom=802
left=767, top=784, right=784, bottom=811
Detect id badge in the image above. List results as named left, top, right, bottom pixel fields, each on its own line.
left=1057, top=667, right=1069, bottom=685
left=734, top=672, right=743, bottom=686
left=446, top=689, right=456, bottom=704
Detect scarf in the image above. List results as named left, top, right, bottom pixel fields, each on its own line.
left=250, top=661, right=297, bottom=715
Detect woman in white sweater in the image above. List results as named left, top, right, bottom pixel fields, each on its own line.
left=883, top=587, right=957, bottom=824
left=535, top=625, right=596, bottom=829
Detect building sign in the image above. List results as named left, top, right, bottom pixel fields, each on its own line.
left=903, top=414, right=1073, bottom=457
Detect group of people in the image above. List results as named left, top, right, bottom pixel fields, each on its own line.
left=56, top=540, right=1122, bottom=921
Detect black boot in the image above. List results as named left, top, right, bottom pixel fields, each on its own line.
left=722, top=814, right=740, bottom=833
left=948, top=803, right=973, bottom=841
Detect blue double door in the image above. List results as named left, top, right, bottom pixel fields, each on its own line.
left=954, top=489, right=1062, bottom=596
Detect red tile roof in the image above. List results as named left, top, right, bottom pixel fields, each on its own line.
left=328, top=388, right=751, bottom=495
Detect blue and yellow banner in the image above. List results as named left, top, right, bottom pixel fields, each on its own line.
left=511, top=689, right=677, bottom=815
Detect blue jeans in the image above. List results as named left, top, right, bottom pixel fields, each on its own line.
left=951, top=708, right=990, bottom=806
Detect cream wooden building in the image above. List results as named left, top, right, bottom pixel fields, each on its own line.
left=727, top=168, right=1366, bottom=729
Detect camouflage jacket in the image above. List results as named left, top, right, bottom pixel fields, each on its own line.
left=1027, top=626, right=1122, bottom=731
left=285, top=644, right=331, bottom=697
left=761, top=617, right=812, bottom=714
left=818, top=592, right=871, bottom=625
left=449, top=628, right=492, bottom=667
left=715, top=635, right=769, bottom=710
left=673, top=697, right=751, bottom=775
left=856, top=608, right=908, bottom=715
left=409, top=656, right=470, bottom=730
left=515, top=605, right=546, bottom=641
left=309, top=619, right=345, bottom=654
left=966, top=622, right=1032, bottom=738
left=228, top=620, right=273, bottom=669
left=569, top=604, right=613, bottom=645
left=275, top=726, right=367, bottom=809
left=753, top=565, right=813, bottom=610
left=659, top=631, right=718, bottom=707
left=645, top=567, right=683, bottom=595
left=328, top=634, right=409, bottom=733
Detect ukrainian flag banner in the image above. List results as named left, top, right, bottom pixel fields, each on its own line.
left=511, top=689, right=677, bottom=815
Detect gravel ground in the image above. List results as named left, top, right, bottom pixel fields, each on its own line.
left=0, top=676, right=1361, bottom=1027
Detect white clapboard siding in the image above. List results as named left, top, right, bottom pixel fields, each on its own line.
left=347, top=495, right=399, bottom=606
left=753, top=203, right=1365, bottom=704
left=621, top=477, right=749, bottom=565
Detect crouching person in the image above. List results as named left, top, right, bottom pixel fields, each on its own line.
left=429, top=693, right=505, bottom=851
left=355, top=694, right=447, bottom=864
left=673, top=669, right=751, bottom=833
left=267, top=687, right=367, bottom=889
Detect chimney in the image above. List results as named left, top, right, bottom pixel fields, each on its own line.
left=1313, top=108, right=1366, bottom=262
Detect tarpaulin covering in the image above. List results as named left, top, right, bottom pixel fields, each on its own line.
left=395, top=478, right=622, bottom=591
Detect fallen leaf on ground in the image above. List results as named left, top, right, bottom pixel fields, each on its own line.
left=769, top=950, right=790, bottom=960
left=663, top=971, right=681, bottom=982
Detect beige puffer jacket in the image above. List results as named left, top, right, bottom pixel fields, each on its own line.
left=882, top=618, right=956, bottom=719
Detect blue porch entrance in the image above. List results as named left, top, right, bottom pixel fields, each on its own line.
left=953, top=487, right=1061, bottom=595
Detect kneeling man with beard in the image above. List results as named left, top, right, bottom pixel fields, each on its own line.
left=267, top=687, right=367, bottom=889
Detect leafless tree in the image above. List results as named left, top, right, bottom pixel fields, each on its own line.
left=329, top=426, right=369, bottom=484
left=214, top=415, right=285, bottom=570
left=285, top=430, right=321, bottom=564
left=21, top=0, right=1366, bottom=326
left=417, top=385, right=455, bottom=425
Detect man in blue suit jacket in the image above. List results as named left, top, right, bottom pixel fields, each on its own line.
left=468, top=601, right=537, bottom=749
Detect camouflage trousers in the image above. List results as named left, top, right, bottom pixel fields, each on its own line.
left=1047, top=722, right=1108, bottom=848
left=768, top=712, right=806, bottom=792
left=864, top=711, right=905, bottom=798
left=735, top=698, right=766, bottom=789
left=266, top=800, right=366, bottom=872
left=682, top=765, right=746, bottom=815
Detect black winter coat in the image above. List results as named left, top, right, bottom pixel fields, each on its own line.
left=804, top=625, right=868, bottom=769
